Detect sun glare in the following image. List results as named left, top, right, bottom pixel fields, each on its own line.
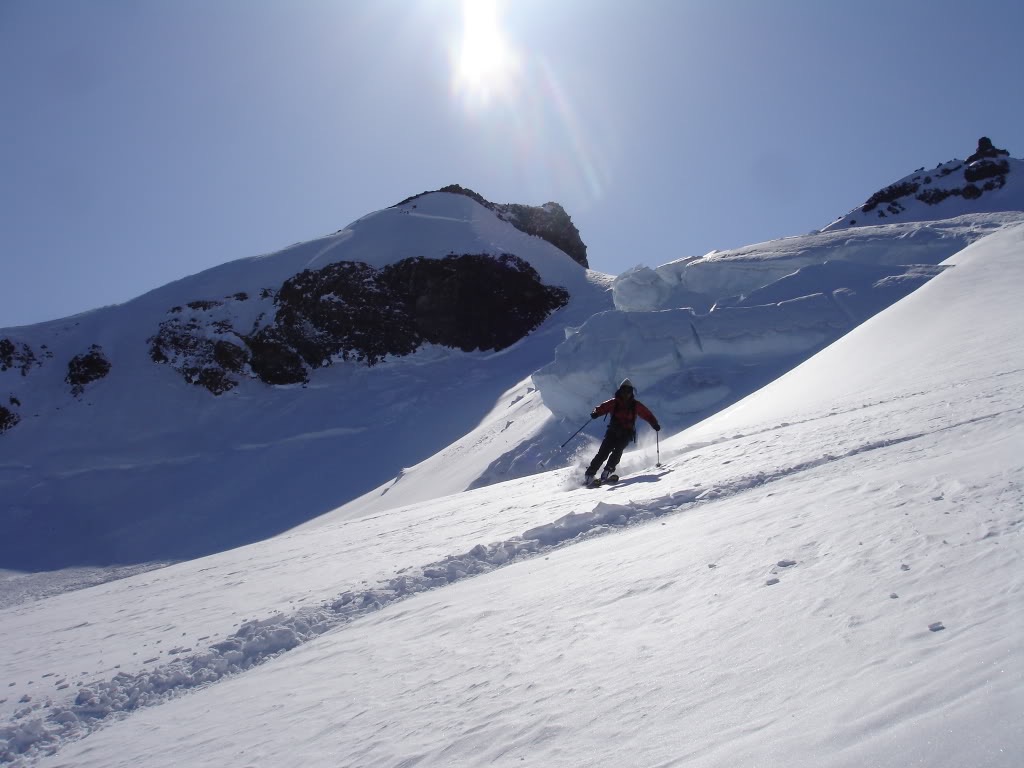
left=446, top=0, right=608, bottom=203
left=453, top=0, right=519, bottom=108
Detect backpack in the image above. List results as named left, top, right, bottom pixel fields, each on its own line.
left=609, top=396, right=638, bottom=443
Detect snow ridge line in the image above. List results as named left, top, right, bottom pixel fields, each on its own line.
left=2, top=408, right=1014, bottom=764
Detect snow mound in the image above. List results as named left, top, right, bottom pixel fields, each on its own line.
left=536, top=214, right=1024, bottom=431
left=532, top=296, right=847, bottom=425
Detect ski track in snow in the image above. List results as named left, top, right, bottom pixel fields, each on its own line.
left=4, top=395, right=1019, bottom=764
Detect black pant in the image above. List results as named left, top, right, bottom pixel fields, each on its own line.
left=587, top=428, right=632, bottom=476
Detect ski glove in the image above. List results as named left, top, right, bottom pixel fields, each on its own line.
left=653, top=423, right=661, bottom=431
left=590, top=410, right=599, bottom=419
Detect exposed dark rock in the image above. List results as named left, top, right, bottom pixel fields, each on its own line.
left=381, top=253, right=569, bottom=352
left=862, top=181, right=920, bottom=213
left=966, top=136, right=1010, bottom=163
left=187, top=299, right=222, bottom=311
left=498, top=202, right=588, bottom=269
left=66, top=345, right=112, bottom=396
left=0, top=404, right=18, bottom=433
left=149, top=253, right=569, bottom=394
left=245, top=326, right=310, bottom=386
left=0, top=338, right=40, bottom=376
left=964, top=158, right=1010, bottom=183
left=149, top=311, right=251, bottom=393
left=916, top=188, right=956, bottom=206
left=212, top=340, right=249, bottom=373
left=147, top=290, right=256, bottom=394
left=260, top=252, right=567, bottom=372
left=0, top=338, right=13, bottom=370
left=273, top=260, right=420, bottom=368
left=395, top=185, right=590, bottom=268
left=192, top=367, right=237, bottom=396
left=961, top=184, right=983, bottom=200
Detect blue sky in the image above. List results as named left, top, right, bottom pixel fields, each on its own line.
left=1, top=0, right=1022, bottom=328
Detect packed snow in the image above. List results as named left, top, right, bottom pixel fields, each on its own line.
left=1, top=215, right=1021, bottom=766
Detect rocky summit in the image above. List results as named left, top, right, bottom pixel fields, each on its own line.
left=148, top=252, right=569, bottom=393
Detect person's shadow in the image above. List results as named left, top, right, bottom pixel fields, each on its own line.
left=607, top=469, right=672, bottom=488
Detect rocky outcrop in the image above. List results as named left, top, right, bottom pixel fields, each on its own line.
left=497, top=201, right=588, bottom=270
left=385, top=253, right=569, bottom=351
left=270, top=260, right=421, bottom=369
left=0, top=338, right=40, bottom=377
left=149, top=253, right=569, bottom=394
left=148, top=293, right=256, bottom=395
left=1, top=340, right=46, bottom=434
left=965, top=136, right=1009, bottom=163
left=396, top=185, right=590, bottom=269
left=855, top=137, right=1013, bottom=219
left=66, top=345, right=112, bottom=396
left=963, top=157, right=1010, bottom=184
left=0, top=403, right=18, bottom=433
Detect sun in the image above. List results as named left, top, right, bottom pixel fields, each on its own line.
left=452, top=0, right=520, bottom=108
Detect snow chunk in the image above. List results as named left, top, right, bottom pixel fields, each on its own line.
left=522, top=502, right=637, bottom=546
left=612, top=266, right=674, bottom=311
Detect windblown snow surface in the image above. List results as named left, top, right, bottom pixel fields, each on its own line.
left=1, top=218, right=1021, bottom=766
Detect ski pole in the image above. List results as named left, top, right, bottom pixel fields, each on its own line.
left=560, top=418, right=591, bottom=448
left=656, top=429, right=661, bottom=467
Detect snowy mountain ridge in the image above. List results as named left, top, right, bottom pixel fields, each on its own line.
left=0, top=190, right=610, bottom=573
left=2, top=141, right=1023, bottom=582
left=823, top=135, right=1020, bottom=230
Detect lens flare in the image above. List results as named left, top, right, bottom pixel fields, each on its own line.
left=448, top=1, right=608, bottom=205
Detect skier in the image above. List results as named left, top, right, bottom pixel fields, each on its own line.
left=584, top=378, right=660, bottom=486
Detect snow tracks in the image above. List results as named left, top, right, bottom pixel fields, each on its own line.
left=0, top=475, right=704, bottom=764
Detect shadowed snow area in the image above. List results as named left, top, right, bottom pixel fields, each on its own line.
left=1, top=224, right=1021, bottom=766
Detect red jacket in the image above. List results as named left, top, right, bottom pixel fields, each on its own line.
left=592, top=395, right=658, bottom=432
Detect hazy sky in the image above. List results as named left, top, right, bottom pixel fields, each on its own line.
left=2, top=0, right=1022, bottom=328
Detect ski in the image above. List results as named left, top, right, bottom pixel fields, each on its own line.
left=583, top=468, right=671, bottom=489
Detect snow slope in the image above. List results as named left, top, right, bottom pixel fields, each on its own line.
left=2, top=222, right=1020, bottom=766
left=0, top=192, right=612, bottom=577
left=307, top=210, right=1024, bottom=523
